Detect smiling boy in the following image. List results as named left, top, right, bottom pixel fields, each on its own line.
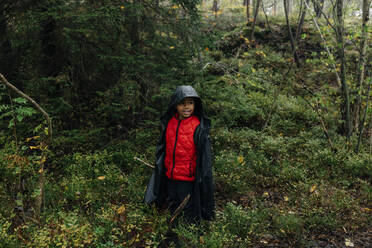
left=176, top=98, right=195, bottom=119
left=144, top=85, right=215, bottom=223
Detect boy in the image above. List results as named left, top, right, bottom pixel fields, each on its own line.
left=144, top=85, right=215, bottom=223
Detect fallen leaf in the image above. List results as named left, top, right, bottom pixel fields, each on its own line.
left=237, top=156, right=244, bottom=163
left=345, top=238, right=354, bottom=247
left=97, top=176, right=106, bottom=180
left=310, top=185, right=317, bottom=193
left=117, top=205, right=126, bottom=214
left=362, top=207, right=371, bottom=212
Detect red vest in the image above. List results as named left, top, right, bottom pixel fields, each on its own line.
left=165, top=114, right=200, bottom=181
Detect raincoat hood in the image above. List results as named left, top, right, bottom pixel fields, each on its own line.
left=162, top=85, right=208, bottom=127
left=169, top=85, right=200, bottom=106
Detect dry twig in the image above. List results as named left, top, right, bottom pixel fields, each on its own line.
left=134, top=157, right=155, bottom=169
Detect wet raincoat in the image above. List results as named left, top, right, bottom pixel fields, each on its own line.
left=144, top=85, right=215, bottom=221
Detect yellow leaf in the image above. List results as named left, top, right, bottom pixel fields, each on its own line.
left=120, top=6, right=125, bottom=10
left=26, top=136, right=40, bottom=142
left=284, top=196, right=289, bottom=201
left=310, top=185, right=317, bottom=193
left=36, top=156, right=46, bottom=164
left=251, top=68, right=256, bottom=73
left=29, top=145, right=39, bottom=150
left=38, top=168, right=44, bottom=173
left=345, top=238, right=354, bottom=247
left=117, top=205, right=126, bottom=214
left=169, top=46, right=175, bottom=49
left=263, top=192, right=269, bottom=197
left=237, top=156, right=244, bottom=163
left=97, top=176, right=106, bottom=180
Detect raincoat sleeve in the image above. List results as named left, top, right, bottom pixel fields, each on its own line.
left=144, top=126, right=167, bottom=206
left=199, top=128, right=215, bottom=220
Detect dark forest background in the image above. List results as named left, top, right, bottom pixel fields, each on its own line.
left=0, top=0, right=371, bottom=247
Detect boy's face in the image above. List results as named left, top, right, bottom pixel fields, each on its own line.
left=176, top=98, right=195, bottom=120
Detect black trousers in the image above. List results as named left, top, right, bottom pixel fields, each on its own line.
left=166, top=179, right=196, bottom=223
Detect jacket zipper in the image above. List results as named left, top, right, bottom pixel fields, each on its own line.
left=171, top=119, right=181, bottom=179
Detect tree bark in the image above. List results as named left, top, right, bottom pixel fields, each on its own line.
left=250, top=0, right=261, bottom=41
left=246, top=0, right=250, bottom=20
left=355, top=76, right=371, bottom=154
left=335, top=0, right=351, bottom=139
left=353, top=0, right=371, bottom=133
left=312, top=0, right=324, bottom=18
left=283, top=0, right=300, bottom=66
left=295, top=0, right=309, bottom=43
left=304, top=0, right=341, bottom=87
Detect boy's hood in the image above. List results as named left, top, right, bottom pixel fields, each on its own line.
left=169, top=85, right=200, bottom=106
left=162, top=85, right=210, bottom=129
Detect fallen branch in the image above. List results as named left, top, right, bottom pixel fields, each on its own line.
left=134, top=157, right=155, bottom=169
left=169, top=194, right=191, bottom=224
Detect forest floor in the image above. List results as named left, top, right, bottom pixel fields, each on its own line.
left=1, top=13, right=371, bottom=248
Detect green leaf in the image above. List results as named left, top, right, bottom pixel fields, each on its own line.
left=8, top=119, right=14, bottom=128
left=13, top=97, right=27, bottom=104
left=17, top=115, right=24, bottom=122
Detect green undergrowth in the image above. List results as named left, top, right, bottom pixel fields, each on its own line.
left=1, top=15, right=371, bottom=248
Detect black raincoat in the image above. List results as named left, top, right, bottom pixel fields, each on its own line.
left=144, top=85, right=215, bottom=221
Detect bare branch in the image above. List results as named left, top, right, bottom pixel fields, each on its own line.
left=134, top=156, right=155, bottom=169
left=303, top=1, right=342, bottom=88
left=0, top=73, right=52, bottom=145
left=169, top=194, right=190, bottom=224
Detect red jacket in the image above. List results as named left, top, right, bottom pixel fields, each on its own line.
left=164, top=114, right=200, bottom=181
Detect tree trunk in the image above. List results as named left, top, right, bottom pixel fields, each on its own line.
left=353, top=0, right=371, bottom=132
left=283, top=0, right=300, bottom=66
left=250, top=0, right=261, bottom=41
left=312, top=0, right=324, bottom=18
left=355, top=76, right=371, bottom=154
left=213, top=0, right=218, bottom=19
left=245, top=0, right=250, bottom=20
left=261, top=1, right=272, bottom=32
left=252, top=0, right=257, bottom=16
left=131, top=0, right=142, bottom=51
left=295, top=0, right=309, bottom=43
left=335, top=0, right=351, bottom=139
